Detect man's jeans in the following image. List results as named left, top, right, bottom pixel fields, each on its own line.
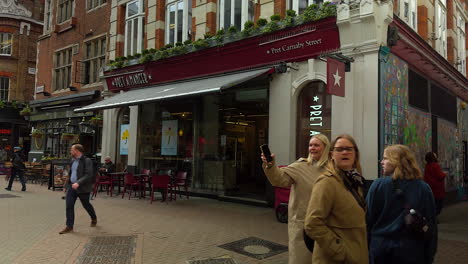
left=66, top=187, right=97, bottom=228
left=7, top=167, right=26, bottom=189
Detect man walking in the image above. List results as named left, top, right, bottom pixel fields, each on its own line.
left=59, top=144, right=97, bottom=234
left=5, top=146, right=26, bottom=191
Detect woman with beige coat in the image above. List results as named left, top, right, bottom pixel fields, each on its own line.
left=304, top=134, right=368, bottom=264
left=261, top=134, right=330, bottom=264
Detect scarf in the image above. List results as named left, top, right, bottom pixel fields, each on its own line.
left=342, top=169, right=367, bottom=210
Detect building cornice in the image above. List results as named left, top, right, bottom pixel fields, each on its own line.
left=0, top=14, right=43, bottom=25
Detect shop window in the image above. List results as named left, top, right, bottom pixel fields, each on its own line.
left=117, top=107, right=130, bottom=170
left=57, top=0, right=74, bottom=24
left=124, top=0, right=144, bottom=56
left=296, top=81, right=331, bottom=159
left=435, top=0, right=447, bottom=58
left=408, top=70, right=429, bottom=111
left=457, top=14, right=466, bottom=75
left=219, top=0, right=254, bottom=31
left=83, top=37, right=106, bottom=84
left=54, top=48, right=72, bottom=90
left=431, top=84, right=456, bottom=124
left=0, top=77, right=9, bottom=101
left=87, top=0, right=106, bottom=10
left=0, top=33, right=12, bottom=55
left=166, top=0, right=192, bottom=45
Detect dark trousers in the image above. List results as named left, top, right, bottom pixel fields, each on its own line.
left=66, top=187, right=97, bottom=228
left=7, top=167, right=26, bottom=189
left=435, top=199, right=444, bottom=216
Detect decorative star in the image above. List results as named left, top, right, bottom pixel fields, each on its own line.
left=313, top=96, right=319, bottom=102
left=333, top=68, right=342, bottom=87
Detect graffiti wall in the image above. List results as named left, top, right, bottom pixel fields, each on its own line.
left=380, top=50, right=408, bottom=147
left=438, top=118, right=460, bottom=191
left=404, top=107, right=432, bottom=169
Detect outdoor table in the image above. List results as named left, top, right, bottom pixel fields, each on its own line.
left=107, top=172, right=125, bottom=194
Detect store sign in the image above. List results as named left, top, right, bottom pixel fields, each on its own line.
left=111, top=72, right=151, bottom=89
left=105, top=17, right=340, bottom=92
left=0, top=129, right=11, bottom=135
left=161, top=120, right=178, bottom=156
left=35, top=85, right=44, bottom=93
left=28, top=68, right=37, bottom=75
left=120, top=124, right=129, bottom=155
left=309, top=98, right=323, bottom=136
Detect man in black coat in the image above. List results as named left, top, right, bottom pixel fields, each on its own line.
left=5, top=146, right=26, bottom=191
left=59, top=144, right=97, bottom=234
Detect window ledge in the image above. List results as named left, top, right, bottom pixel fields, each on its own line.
left=86, top=3, right=108, bottom=14
left=54, top=17, right=77, bottom=34
left=38, top=33, right=51, bottom=41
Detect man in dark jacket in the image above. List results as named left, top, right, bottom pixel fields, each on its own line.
left=5, top=146, right=26, bottom=192
left=59, top=144, right=97, bottom=234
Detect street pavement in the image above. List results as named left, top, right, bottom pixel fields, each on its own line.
left=0, top=182, right=467, bottom=264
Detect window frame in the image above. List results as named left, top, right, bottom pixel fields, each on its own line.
left=165, top=0, right=192, bottom=45
left=57, top=0, right=75, bottom=24
left=287, top=0, right=327, bottom=15
left=218, top=0, right=254, bottom=31
left=44, top=0, right=53, bottom=33
left=83, top=37, right=107, bottom=85
left=54, top=48, right=73, bottom=91
left=0, top=33, right=12, bottom=56
left=124, top=0, right=144, bottom=56
left=435, top=0, right=447, bottom=58
left=399, top=0, right=417, bottom=31
left=457, top=12, right=466, bottom=75
left=87, top=0, right=107, bottom=11
left=0, top=77, right=9, bottom=101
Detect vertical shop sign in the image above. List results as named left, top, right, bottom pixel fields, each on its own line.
left=120, top=124, right=129, bottom=155
left=327, top=58, right=345, bottom=97
left=162, top=120, right=178, bottom=155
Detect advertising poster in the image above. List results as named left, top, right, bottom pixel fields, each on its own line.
left=120, top=124, right=129, bottom=155
left=161, top=120, right=178, bottom=156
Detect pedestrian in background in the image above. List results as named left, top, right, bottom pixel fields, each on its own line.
left=5, top=146, right=26, bottom=192
left=261, top=134, right=331, bottom=264
left=366, top=145, right=437, bottom=264
left=424, top=152, right=447, bottom=218
left=59, top=144, right=97, bottom=234
left=304, top=134, right=368, bottom=264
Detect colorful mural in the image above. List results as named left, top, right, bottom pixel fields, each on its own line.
left=438, top=118, right=460, bottom=191
left=404, top=107, right=432, bottom=169
left=379, top=50, right=408, bottom=147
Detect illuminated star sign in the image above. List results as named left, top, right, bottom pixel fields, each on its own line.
left=313, top=96, right=319, bottom=102
left=333, top=68, right=342, bottom=87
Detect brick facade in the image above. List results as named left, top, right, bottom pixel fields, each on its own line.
left=0, top=0, right=43, bottom=103
left=36, top=0, right=111, bottom=100
left=418, top=5, right=429, bottom=40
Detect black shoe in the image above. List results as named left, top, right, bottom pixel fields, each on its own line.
left=4, top=188, right=11, bottom=191
left=21, top=187, right=26, bottom=192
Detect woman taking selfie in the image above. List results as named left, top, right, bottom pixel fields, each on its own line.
left=304, top=134, right=367, bottom=264
left=366, top=145, right=437, bottom=264
left=261, top=134, right=330, bottom=264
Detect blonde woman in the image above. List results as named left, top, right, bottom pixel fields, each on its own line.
left=261, top=134, right=330, bottom=264
left=304, top=134, right=368, bottom=264
left=366, top=145, right=437, bottom=264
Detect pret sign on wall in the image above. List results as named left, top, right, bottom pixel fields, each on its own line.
left=105, top=18, right=340, bottom=92
left=296, top=82, right=332, bottom=159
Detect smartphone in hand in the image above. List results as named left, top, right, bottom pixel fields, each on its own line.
left=260, top=144, right=273, bottom=162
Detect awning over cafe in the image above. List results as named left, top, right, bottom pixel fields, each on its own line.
left=75, top=68, right=273, bottom=112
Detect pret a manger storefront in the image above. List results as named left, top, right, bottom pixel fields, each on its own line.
left=76, top=17, right=340, bottom=202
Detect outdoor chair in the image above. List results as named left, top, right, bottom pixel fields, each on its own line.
left=150, top=174, right=173, bottom=204
left=173, top=171, right=189, bottom=200
left=121, top=173, right=145, bottom=200
left=92, top=173, right=112, bottom=198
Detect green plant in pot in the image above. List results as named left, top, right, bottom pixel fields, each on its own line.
left=20, top=106, right=32, bottom=116
left=241, top=21, right=255, bottom=37
left=89, top=115, right=103, bottom=126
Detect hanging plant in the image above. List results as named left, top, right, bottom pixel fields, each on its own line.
left=89, top=115, right=103, bottom=126
left=20, top=106, right=32, bottom=116
left=61, top=133, right=79, bottom=141
left=31, top=130, right=43, bottom=138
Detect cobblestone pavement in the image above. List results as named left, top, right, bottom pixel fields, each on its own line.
left=1, top=182, right=468, bottom=264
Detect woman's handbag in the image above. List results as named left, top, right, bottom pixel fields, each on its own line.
left=303, top=230, right=315, bottom=252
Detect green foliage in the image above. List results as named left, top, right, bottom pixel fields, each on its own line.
left=204, top=32, right=214, bottom=39
left=262, top=21, right=280, bottom=34
left=183, top=40, right=192, bottom=45
left=149, top=48, right=157, bottom=53
left=284, top=16, right=295, bottom=27
left=270, top=14, right=281, bottom=22
left=19, top=106, right=32, bottom=116
left=142, top=49, right=150, bottom=55
left=228, top=26, right=238, bottom=34
left=164, top=43, right=174, bottom=49
left=193, top=39, right=209, bottom=50
left=244, top=21, right=254, bottom=29
left=139, top=53, right=153, bottom=63
left=216, top=28, right=225, bottom=36
left=256, top=18, right=268, bottom=27
left=175, top=42, right=184, bottom=47
left=286, top=9, right=297, bottom=17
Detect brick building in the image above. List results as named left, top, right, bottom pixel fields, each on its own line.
left=0, top=0, right=43, bottom=158
left=30, top=0, right=111, bottom=161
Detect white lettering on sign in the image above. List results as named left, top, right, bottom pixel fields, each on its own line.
left=111, top=72, right=150, bottom=88
left=266, top=39, right=322, bottom=55
left=309, top=97, right=323, bottom=135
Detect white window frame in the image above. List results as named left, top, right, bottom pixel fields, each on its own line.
left=0, top=77, right=9, bottom=101
left=399, top=0, right=417, bottom=31
left=44, top=0, right=53, bottom=33
left=457, top=13, right=466, bottom=75
left=87, top=0, right=107, bottom=11
left=57, top=0, right=74, bottom=24
left=83, top=37, right=107, bottom=84
left=287, top=0, right=327, bottom=15
left=435, top=0, right=447, bottom=58
left=165, top=0, right=192, bottom=45
left=54, top=48, right=73, bottom=91
left=0, top=33, right=12, bottom=56
left=219, top=0, right=254, bottom=31
left=124, top=0, right=144, bottom=56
